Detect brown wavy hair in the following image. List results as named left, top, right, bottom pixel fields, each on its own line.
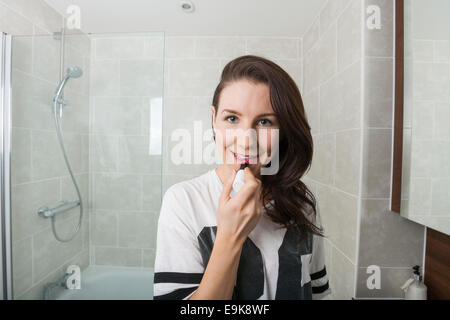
left=212, top=55, right=324, bottom=243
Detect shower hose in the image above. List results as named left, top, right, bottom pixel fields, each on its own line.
left=51, top=100, right=84, bottom=242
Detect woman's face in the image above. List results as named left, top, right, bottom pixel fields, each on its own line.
left=211, top=79, right=280, bottom=176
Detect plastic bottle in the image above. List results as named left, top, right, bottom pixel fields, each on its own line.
left=400, top=265, right=427, bottom=300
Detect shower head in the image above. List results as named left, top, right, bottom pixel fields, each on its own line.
left=54, top=66, right=83, bottom=101
left=66, top=66, right=83, bottom=79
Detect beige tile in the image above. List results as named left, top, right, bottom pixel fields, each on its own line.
left=364, top=58, right=394, bottom=128
left=246, top=37, right=299, bottom=60
left=335, top=129, right=361, bottom=196
left=361, top=129, right=392, bottom=198
left=364, top=0, right=394, bottom=58
left=330, top=246, right=355, bottom=299
left=120, top=59, right=164, bottom=97
left=93, top=173, right=141, bottom=211
left=195, top=37, right=246, bottom=59
left=91, top=211, right=117, bottom=246
left=309, top=134, right=335, bottom=185
left=358, top=199, right=425, bottom=268
left=337, top=0, right=361, bottom=72
left=94, top=246, right=141, bottom=267
left=117, top=212, right=157, bottom=248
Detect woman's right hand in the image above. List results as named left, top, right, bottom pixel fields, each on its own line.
left=216, top=165, right=264, bottom=246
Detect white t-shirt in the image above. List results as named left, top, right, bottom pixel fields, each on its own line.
left=153, top=169, right=331, bottom=300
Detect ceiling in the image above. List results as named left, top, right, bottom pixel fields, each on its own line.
left=44, top=0, right=326, bottom=37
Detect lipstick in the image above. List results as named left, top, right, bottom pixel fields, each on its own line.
left=231, top=160, right=248, bottom=197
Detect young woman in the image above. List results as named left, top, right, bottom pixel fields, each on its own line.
left=153, top=55, right=331, bottom=300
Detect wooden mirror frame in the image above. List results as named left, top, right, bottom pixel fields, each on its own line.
left=391, top=0, right=404, bottom=213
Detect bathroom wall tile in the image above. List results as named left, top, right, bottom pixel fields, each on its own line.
left=90, top=59, right=120, bottom=96
left=330, top=246, right=355, bottom=299
left=12, top=179, right=59, bottom=242
left=32, top=33, right=61, bottom=84
left=413, top=62, right=450, bottom=101
left=12, top=237, right=33, bottom=297
left=2, top=0, right=62, bottom=34
left=320, top=60, right=361, bottom=133
left=91, top=211, right=117, bottom=246
left=364, top=57, right=394, bottom=128
left=412, top=40, right=434, bottom=62
left=11, top=70, right=57, bottom=131
left=303, top=18, right=320, bottom=56
left=335, top=129, right=361, bottom=196
left=364, top=0, right=394, bottom=58
left=144, top=35, right=164, bottom=59
left=358, top=199, right=425, bottom=268
left=142, top=175, right=162, bottom=213
left=303, top=87, right=320, bottom=134
left=361, top=129, right=392, bottom=198
left=11, top=36, right=33, bottom=73
left=61, top=248, right=90, bottom=275
left=412, top=101, right=434, bottom=140
left=409, top=178, right=431, bottom=216
left=356, top=267, right=412, bottom=298
left=167, top=59, right=222, bottom=97
left=195, top=36, right=246, bottom=59
left=303, top=44, right=320, bottom=93
left=274, top=59, right=302, bottom=90
left=118, top=136, right=162, bottom=174
left=316, top=184, right=358, bottom=263
left=165, top=37, right=195, bottom=58
left=120, top=59, right=164, bottom=97
left=90, top=135, right=118, bottom=172
left=0, top=2, right=34, bottom=36
left=308, top=133, right=335, bottom=186
left=435, top=103, right=450, bottom=140
left=65, top=33, right=92, bottom=61
left=59, top=91, right=90, bottom=134
left=317, top=25, right=337, bottom=85
left=431, top=179, right=450, bottom=216
left=31, top=130, right=68, bottom=180
left=117, top=212, right=157, bottom=248
left=337, top=0, right=361, bottom=72
left=94, top=246, right=141, bottom=267
left=92, top=97, right=142, bottom=135
left=95, top=37, right=146, bottom=60
left=143, top=248, right=156, bottom=268
left=435, top=41, right=450, bottom=63
left=33, top=216, right=83, bottom=283
left=93, top=173, right=141, bottom=211
left=431, top=141, right=450, bottom=178
left=15, top=266, right=62, bottom=300
left=246, top=37, right=299, bottom=60
left=320, top=0, right=351, bottom=36
left=409, top=139, right=432, bottom=178
left=11, top=127, right=31, bottom=185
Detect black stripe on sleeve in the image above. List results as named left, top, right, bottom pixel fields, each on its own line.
left=312, top=281, right=329, bottom=294
left=154, top=272, right=203, bottom=284
left=310, top=266, right=327, bottom=280
left=153, top=286, right=198, bottom=300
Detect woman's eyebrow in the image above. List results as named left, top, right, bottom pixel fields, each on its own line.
left=221, top=109, right=276, bottom=117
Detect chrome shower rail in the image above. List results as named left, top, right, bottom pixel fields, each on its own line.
left=37, top=200, right=81, bottom=219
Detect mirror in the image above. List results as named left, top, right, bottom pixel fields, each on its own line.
left=397, top=0, right=450, bottom=235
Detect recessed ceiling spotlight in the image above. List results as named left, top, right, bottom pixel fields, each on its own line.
left=180, top=1, right=195, bottom=13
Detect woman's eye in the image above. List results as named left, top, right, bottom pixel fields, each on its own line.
left=226, top=116, right=237, bottom=123
left=259, top=119, right=272, bottom=126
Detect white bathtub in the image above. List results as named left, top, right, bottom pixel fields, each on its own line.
left=53, top=265, right=154, bottom=300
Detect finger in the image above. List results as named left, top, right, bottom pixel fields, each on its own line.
left=219, top=168, right=238, bottom=206
left=243, top=166, right=261, bottom=184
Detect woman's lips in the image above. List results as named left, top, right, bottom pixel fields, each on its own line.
left=232, top=152, right=258, bottom=164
